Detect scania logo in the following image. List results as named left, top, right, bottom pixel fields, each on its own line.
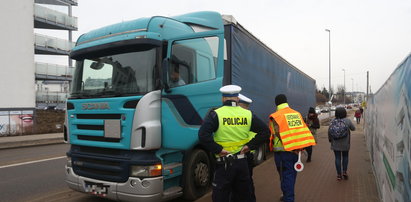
left=82, top=102, right=110, bottom=110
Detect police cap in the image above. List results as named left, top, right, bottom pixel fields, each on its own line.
left=239, top=94, right=252, bottom=104
left=220, top=85, right=241, bottom=97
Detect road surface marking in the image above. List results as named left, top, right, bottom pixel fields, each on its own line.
left=0, top=156, right=66, bottom=169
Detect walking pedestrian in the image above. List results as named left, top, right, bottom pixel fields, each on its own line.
left=198, top=85, right=270, bottom=202
left=328, top=107, right=356, bottom=180
left=269, top=94, right=316, bottom=202
left=304, top=107, right=320, bottom=162
left=354, top=109, right=362, bottom=124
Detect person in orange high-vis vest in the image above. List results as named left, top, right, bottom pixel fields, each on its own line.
left=269, top=94, right=316, bottom=202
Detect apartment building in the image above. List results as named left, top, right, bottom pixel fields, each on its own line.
left=0, top=0, right=77, bottom=135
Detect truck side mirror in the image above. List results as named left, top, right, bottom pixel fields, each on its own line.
left=162, top=58, right=171, bottom=93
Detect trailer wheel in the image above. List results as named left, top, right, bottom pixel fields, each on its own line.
left=183, top=149, right=211, bottom=200
left=253, top=144, right=266, bottom=165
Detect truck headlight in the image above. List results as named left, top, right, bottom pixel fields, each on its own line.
left=130, top=164, right=162, bottom=177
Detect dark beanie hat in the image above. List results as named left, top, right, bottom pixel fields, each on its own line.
left=275, top=94, right=287, bottom=106
left=335, top=107, right=347, bottom=118
left=309, top=107, right=315, bottom=113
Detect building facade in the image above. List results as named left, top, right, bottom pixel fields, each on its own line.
left=0, top=0, right=77, bottom=135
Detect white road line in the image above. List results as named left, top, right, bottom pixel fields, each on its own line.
left=0, top=156, right=66, bottom=169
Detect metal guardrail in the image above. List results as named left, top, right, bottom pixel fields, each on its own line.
left=34, top=33, right=75, bottom=52
left=35, top=62, right=74, bottom=78
left=34, top=4, right=78, bottom=29
left=35, top=0, right=78, bottom=6
left=36, top=91, right=68, bottom=103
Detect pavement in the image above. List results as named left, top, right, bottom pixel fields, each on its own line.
left=0, top=133, right=64, bottom=149
left=196, top=113, right=381, bottom=202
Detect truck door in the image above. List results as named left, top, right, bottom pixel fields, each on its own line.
left=161, top=36, right=223, bottom=150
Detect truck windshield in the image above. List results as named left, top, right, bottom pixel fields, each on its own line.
left=71, top=48, right=158, bottom=98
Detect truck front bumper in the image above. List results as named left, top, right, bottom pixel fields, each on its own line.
left=65, top=166, right=164, bottom=202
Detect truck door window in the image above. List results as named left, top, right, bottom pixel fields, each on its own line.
left=170, top=37, right=218, bottom=86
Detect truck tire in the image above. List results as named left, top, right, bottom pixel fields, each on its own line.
left=253, top=144, right=266, bottom=165
left=183, top=149, right=211, bottom=200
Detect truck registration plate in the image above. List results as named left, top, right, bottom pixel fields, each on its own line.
left=84, top=181, right=109, bottom=196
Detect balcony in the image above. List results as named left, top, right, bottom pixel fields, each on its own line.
left=34, top=4, right=78, bottom=30
left=36, top=91, right=68, bottom=103
left=36, top=91, right=68, bottom=109
left=35, top=33, right=75, bottom=55
left=35, top=62, right=73, bottom=81
left=35, top=0, right=78, bottom=6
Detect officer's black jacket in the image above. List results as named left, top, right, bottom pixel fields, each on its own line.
left=198, top=100, right=270, bottom=155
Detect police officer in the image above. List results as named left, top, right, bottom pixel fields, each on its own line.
left=269, top=94, right=316, bottom=202
left=198, top=85, right=270, bottom=202
left=236, top=93, right=258, bottom=202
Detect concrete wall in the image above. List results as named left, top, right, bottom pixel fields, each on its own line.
left=0, top=0, right=35, bottom=109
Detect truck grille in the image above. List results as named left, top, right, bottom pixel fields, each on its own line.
left=77, top=114, right=121, bottom=119
left=73, top=113, right=123, bottom=143
left=77, top=125, right=104, bottom=130
left=68, top=145, right=160, bottom=183
left=77, top=135, right=121, bottom=142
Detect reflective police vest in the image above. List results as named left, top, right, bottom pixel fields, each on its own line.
left=214, top=106, right=252, bottom=155
left=269, top=103, right=316, bottom=151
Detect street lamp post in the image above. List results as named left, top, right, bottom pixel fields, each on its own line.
left=351, top=78, right=354, bottom=92
left=351, top=78, right=354, bottom=103
left=342, top=69, right=346, bottom=105
left=325, top=29, right=331, bottom=116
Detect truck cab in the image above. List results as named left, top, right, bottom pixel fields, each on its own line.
left=65, top=11, right=225, bottom=201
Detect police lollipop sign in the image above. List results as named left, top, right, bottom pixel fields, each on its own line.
left=294, top=151, right=304, bottom=172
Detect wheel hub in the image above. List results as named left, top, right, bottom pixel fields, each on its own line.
left=194, top=162, right=209, bottom=187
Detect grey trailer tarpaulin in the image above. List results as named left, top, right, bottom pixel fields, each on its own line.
left=225, top=23, right=316, bottom=121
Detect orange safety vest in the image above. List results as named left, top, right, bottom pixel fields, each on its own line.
left=269, top=103, right=316, bottom=151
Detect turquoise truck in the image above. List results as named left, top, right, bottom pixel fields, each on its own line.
left=64, top=11, right=316, bottom=201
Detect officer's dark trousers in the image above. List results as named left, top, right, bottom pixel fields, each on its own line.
left=306, top=146, right=312, bottom=160
left=274, top=151, right=298, bottom=202
left=230, top=152, right=256, bottom=202
left=247, top=153, right=256, bottom=202
left=212, top=158, right=252, bottom=202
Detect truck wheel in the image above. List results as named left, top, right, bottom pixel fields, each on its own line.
left=254, top=144, right=266, bottom=165
left=183, top=149, right=211, bottom=200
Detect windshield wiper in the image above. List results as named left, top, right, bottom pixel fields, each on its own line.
left=94, top=90, right=129, bottom=97
left=94, top=90, right=118, bottom=97
left=70, top=92, right=93, bottom=99
left=71, top=91, right=139, bottom=98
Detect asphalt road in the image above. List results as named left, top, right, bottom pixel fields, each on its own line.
left=0, top=144, right=68, bottom=202
left=0, top=144, right=189, bottom=202
left=0, top=144, right=121, bottom=202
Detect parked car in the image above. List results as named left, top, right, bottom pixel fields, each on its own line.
left=321, top=107, right=330, bottom=112
left=330, top=106, right=336, bottom=111
left=54, top=104, right=66, bottom=111
left=315, top=107, right=321, bottom=114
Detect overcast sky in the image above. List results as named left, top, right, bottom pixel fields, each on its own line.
left=63, top=0, right=411, bottom=93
